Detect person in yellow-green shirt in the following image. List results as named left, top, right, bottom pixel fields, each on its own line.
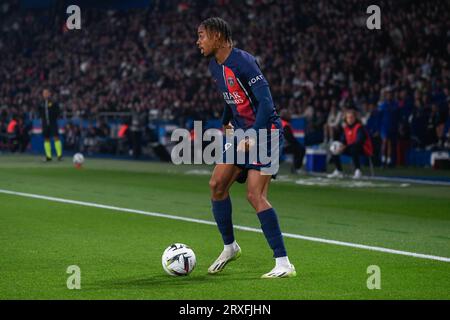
left=39, top=89, right=63, bottom=161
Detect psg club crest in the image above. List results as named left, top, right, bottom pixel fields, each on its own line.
left=227, top=76, right=235, bottom=87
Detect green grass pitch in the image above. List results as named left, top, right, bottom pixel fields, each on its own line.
left=0, top=155, right=449, bottom=299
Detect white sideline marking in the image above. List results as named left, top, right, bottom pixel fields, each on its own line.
left=1, top=188, right=449, bottom=263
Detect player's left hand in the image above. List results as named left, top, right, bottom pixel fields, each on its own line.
left=237, top=137, right=256, bottom=152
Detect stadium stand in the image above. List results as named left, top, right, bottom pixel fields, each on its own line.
left=0, top=0, right=449, bottom=165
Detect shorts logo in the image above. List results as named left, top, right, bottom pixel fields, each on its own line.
left=227, top=76, right=235, bottom=87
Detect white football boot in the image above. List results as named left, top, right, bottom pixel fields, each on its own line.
left=208, top=242, right=241, bottom=274
left=327, top=169, right=344, bottom=179
left=353, top=169, right=362, bottom=179
left=261, top=260, right=297, bottom=279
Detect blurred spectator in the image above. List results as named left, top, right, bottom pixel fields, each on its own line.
left=409, top=96, right=428, bottom=149
left=117, top=121, right=130, bottom=155
left=130, top=105, right=147, bottom=159
left=280, top=109, right=305, bottom=173
left=328, top=109, right=373, bottom=179
left=16, top=116, right=31, bottom=152
left=362, top=102, right=382, bottom=165
left=7, top=115, right=19, bottom=152
left=323, top=104, right=342, bottom=144
left=82, top=124, right=97, bottom=154
left=4, top=114, right=30, bottom=152
left=425, top=103, right=446, bottom=149
left=442, top=102, right=450, bottom=149
left=64, top=122, right=82, bottom=152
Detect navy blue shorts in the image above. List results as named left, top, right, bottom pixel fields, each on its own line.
left=221, top=132, right=284, bottom=183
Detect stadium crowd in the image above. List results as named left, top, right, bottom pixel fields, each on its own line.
left=0, top=0, right=449, bottom=164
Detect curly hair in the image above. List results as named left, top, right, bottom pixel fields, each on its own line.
left=200, top=17, right=233, bottom=45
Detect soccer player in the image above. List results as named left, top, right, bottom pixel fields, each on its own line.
left=196, top=17, right=296, bottom=278
left=378, top=88, right=399, bottom=166
left=40, top=89, right=63, bottom=161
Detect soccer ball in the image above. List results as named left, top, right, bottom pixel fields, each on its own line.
left=73, top=153, right=85, bottom=167
left=161, top=243, right=196, bottom=276
left=329, top=141, right=344, bottom=155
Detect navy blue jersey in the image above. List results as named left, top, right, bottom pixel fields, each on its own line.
left=209, top=48, right=281, bottom=130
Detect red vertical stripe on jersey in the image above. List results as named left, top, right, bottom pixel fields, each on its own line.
left=223, top=66, right=255, bottom=126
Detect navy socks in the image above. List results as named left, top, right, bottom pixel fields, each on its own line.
left=212, top=196, right=235, bottom=245
left=212, top=198, right=287, bottom=258
left=257, top=208, right=287, bottom=258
